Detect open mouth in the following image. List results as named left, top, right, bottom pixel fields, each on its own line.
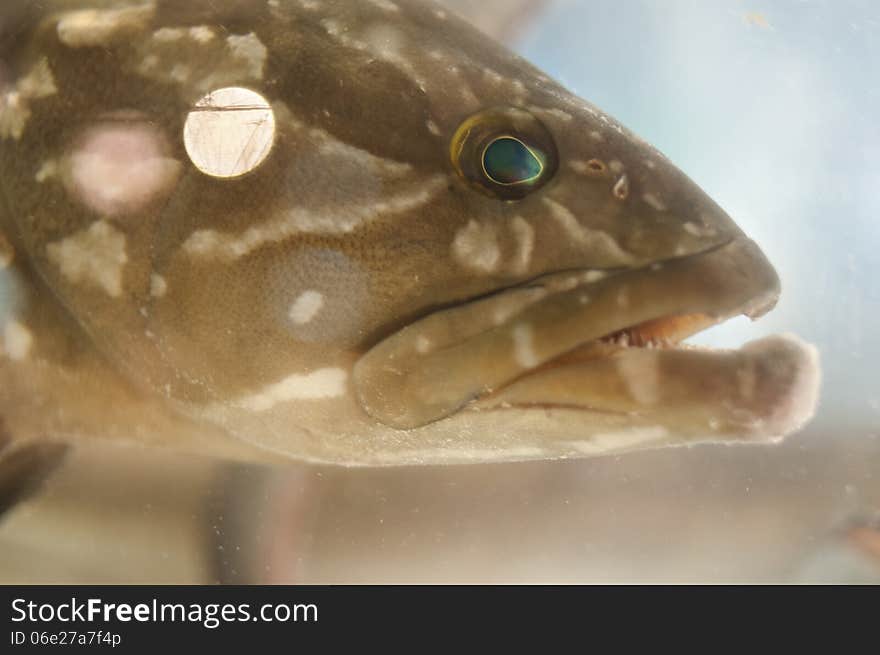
left=353, top=237, right=820, bottom=443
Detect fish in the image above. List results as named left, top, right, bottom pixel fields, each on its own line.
left=0, top=0, right=820, bottom=468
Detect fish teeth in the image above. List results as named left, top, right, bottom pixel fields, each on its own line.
left=600, top=330, right=681, bottom=350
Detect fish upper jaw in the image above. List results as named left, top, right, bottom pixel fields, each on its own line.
left=352, top=235, right=818, bottom=443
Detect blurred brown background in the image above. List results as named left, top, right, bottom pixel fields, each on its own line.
left=1, top=421, right=878, bottom=584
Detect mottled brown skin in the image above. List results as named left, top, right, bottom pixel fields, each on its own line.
left=0, top=0, right=817, bottom=466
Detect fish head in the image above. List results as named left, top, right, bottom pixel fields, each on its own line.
left=0, top=0, right=818, bottom=465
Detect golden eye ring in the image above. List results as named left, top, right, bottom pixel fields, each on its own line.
left=450, top=107, right=558, bottom=200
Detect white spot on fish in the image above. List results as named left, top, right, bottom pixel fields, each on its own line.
left=190, top=26, right=215, bottom=43
left=642, top=192, right=667, bottom=212
left=543, top=198, right=585, bottom=241
left=0, top=58, right=57, bottom=141
left=3, top=319, right=32, bottom=361
left=227, top=33, right=268, bottom=80
left=511, top=80, right=528, bottom=102
left=135, top=26, right=259, bottom=92
left=234, top=368, right=348, bottom=411
left=183, top=231, right=222, bottom=256
left=460, top=86, right=480, bottom=107
left=170, top=64, right=190, bottom=83
left=543, top=198, right=632, bottom=261
left=483, top=69, right=504, bottom=86
left=322, top=18, right=428, bottom=91
left=553, top=276, right=581, bottom=292
left=490, top=288, right=547, bottom=326
left=184, top=175, right=446, bottom=259
left=426, top=119, right=441, bottom=136
left=288, top=290, right=324, bottom=325
left=512, top=323, right=540, bottom=368
left=617, top=353, right=660, bottom=405
left=510, top=216, right=535, bottom=275
left=452, top=220, right=501, bottom=274
left=569, top=426, right=669, bottom=453
left=272, top=248, right=368, bottom=346
left=46, top=220, right=128, bottom=297
left=184, top=87, right=275, bottom=179
left=609, top=160, right=625, bottom=174
left=320, top=18, right=342, bottom=36
left=56, top=3, right=155, bottom=47
left=528, top=106, right=572, bottom=123
left=153, top=27, right=185, bottom=42
left=415, top=335, right=432, bottom=354
left=149, top=273, right=167, bottom=298
left=141, top=54, right=159, bottom=70
left=366, top=0, right=399, bottom=11
left=582, top=270, right=606, bottom=283
left=683, top=221, right=717, bottom=238
left=35, top=160, right=57, bottom=183
left=569, top=160, right=588, bottom=175
left=589, top=130, right=603, bottom=141
left=315, top=136, right=411, bottom=175
left=0, top=232, right=12, bottom=269
left=64, top=120, right=181, bottom=216
left=154, top=25, right=214, bottom=44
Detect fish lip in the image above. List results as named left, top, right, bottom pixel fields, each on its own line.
left=354, top=236, right=782, bottom=430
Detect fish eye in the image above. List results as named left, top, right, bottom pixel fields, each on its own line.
left=481, top=136, right=545, bottom=185
left=450, top=107, right=558, bottom=200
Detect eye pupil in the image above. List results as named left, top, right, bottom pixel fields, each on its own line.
left=482, top=137, right=544, bottom=186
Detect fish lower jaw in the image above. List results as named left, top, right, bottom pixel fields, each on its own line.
left=480, top=306, right=821, bottom=447
left=475, top=329, right=821, bottom=448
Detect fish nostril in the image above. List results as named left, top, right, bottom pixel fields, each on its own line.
left=613, top=174, right=629, bottom=200
left=570, top=158, right=608, bottom=178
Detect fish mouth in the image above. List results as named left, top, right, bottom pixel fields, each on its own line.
left=354, top=237, right=820, bottom=444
